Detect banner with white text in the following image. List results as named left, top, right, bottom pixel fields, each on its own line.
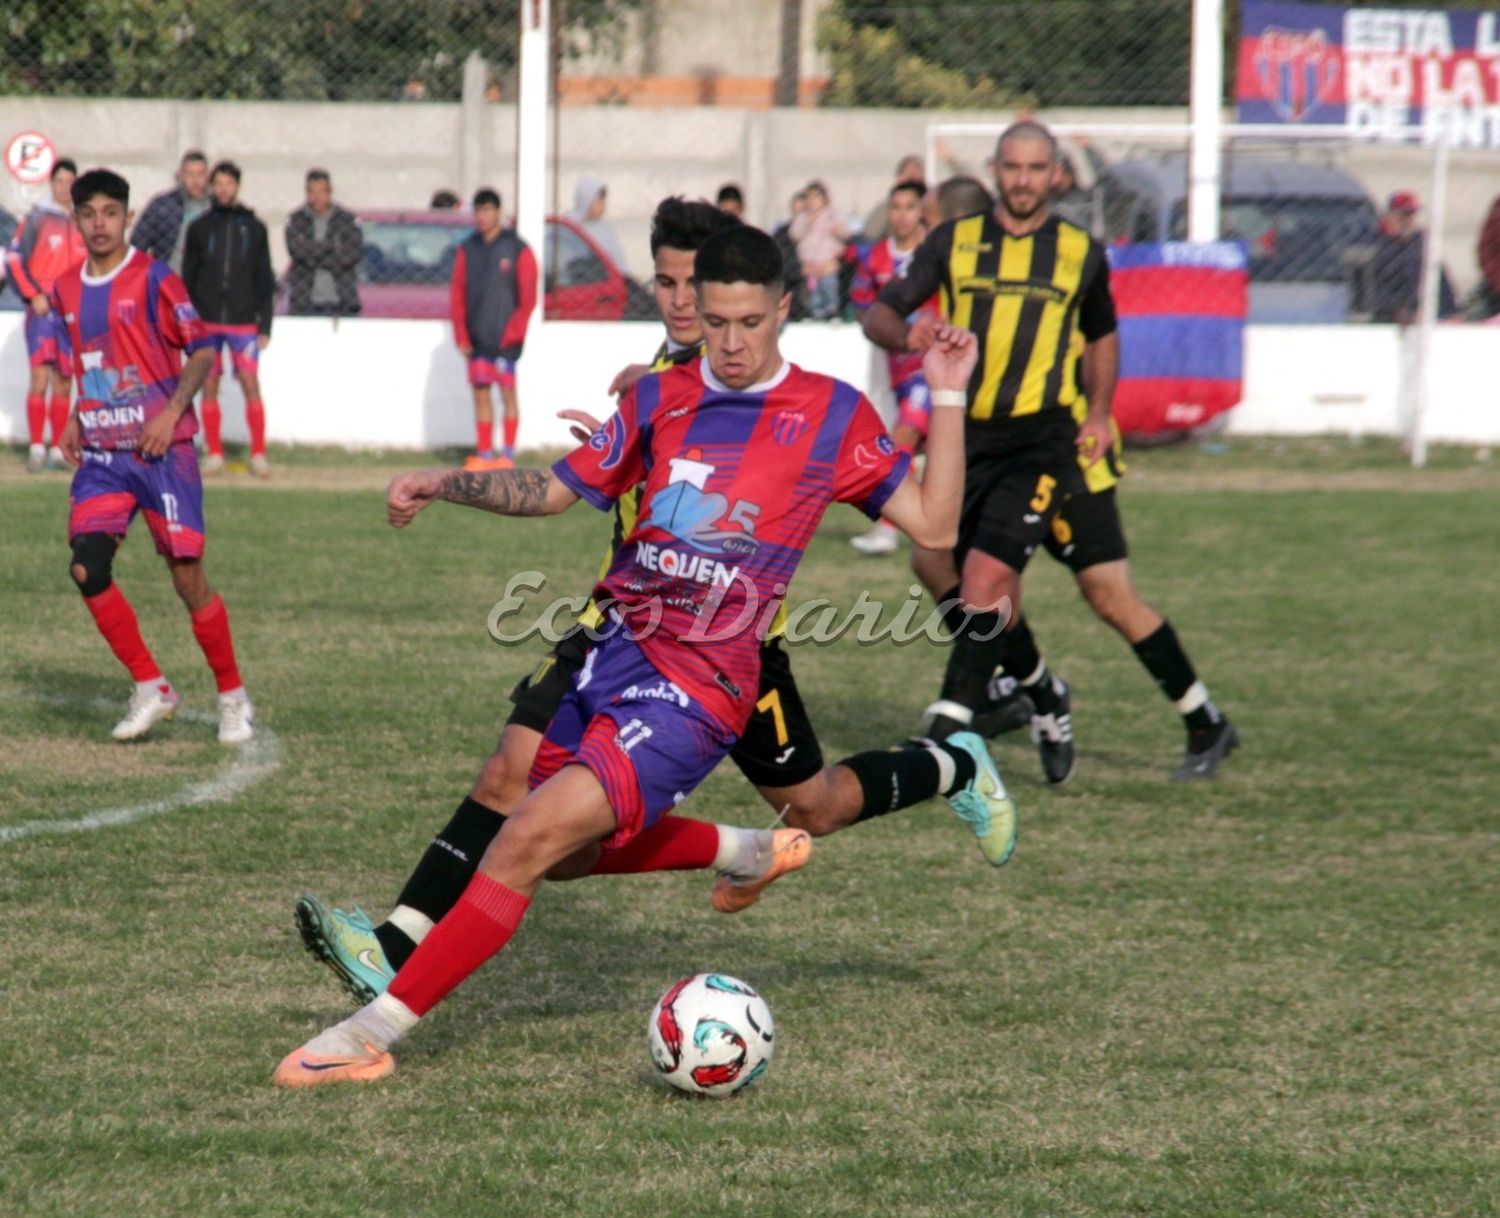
left=1237, top=1, right=1500, bottom=147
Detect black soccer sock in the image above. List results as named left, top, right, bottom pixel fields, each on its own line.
left=1131, top=620, right=1221, bottom=735
left=999, top=615, right=1061, bottom=715
left=845, top=740, right=978, bottom=823
left=936, top=584, right=968, bottom=638
left=376, top=796, right=508, bottom=969
left=937, top=608, right=1010, bottom=715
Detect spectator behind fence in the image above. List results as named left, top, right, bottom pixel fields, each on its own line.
left=1361, top=192, right=1456, bottom=325
left=770, top=191, right=811, bottom=321
left=1478, top=193, right=1500, bottom=319
left=430, top=189, right=461, bottom=210
left=131, top=149, right=211, bottom=274
left=1048, top=136, right=1111, bottom=234
left=182, top=161, right=276, bottom=477
left=568, top=176, right=629, bottom=275
left=790, top=179, right=852, bottom=319
left=286, top=170, right=363, bottom=317
left=716, top=183, right=745, bottom=217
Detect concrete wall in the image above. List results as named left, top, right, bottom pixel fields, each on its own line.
left=4, top=314, right=1497, bottom=452
left=6, top=97, right=1495, bottom=296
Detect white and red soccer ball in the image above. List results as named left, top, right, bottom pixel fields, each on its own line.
left=647, top=972, right=774, bottom=1097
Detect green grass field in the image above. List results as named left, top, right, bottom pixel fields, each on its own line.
left=2, top=438, right=1496, bottom=1218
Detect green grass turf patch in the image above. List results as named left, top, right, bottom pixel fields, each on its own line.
left=1, top=439, right=1496, bottom=1217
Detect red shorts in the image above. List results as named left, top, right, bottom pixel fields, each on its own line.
left=468, top=354, right=518, bottom=388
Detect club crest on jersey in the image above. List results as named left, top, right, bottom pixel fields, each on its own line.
left=771, top=409, right=808, bottom=448
left=853, top=434, right=897, bottom=468
left=116, top=299, right=136, bottom=325
left=588, top=413, right=626, bottom=470
left=643, top=448, right=760, bottom=556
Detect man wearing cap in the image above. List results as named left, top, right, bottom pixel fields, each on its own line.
left=1368, top=191, right=1454, bottom=325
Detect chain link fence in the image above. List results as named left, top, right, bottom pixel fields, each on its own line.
left=1, top=0, right=1495, bottom=326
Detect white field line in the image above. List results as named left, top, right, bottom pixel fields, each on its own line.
left=0, top=694, right=283, bottom=843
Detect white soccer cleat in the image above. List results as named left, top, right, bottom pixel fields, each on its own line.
left=849, top=524, right=900, bottom=556
left=112, top=682, right=180, bottom=741
left=202, top=453, right=226, bottom=473
left=249, top=454, right=271, bottom=479
left=47, top=445, right=67, bottom=470
left=218, top=692, right=255, bottom=744
left=26, top=443, right=46, bottom=473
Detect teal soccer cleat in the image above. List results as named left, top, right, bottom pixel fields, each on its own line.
left=942, top=731, right=1018, bottom=867
left=294, top=894, right=396, bottom=1004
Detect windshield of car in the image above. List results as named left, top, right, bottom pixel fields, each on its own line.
left=1169, top=196, right=1378, bottom=282
left=360, top=221, right=466, bottom=285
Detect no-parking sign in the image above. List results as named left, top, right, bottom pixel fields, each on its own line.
left=6, top=131, right=56, bottom=184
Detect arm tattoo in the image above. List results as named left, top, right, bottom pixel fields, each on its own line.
left=438, top=467, right=554, bottom=516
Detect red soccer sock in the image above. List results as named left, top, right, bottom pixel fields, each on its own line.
left=26, top=392, right=46, bottom=446
left=48, top=393, right=70, bottom=446
left=201, top=398, right=223, bottom=455
left=475, top=417, right=492, bottom=455
left=388, top=873, right=530, bottom=1016
left=245, top=398, right=266, bottom=457
left=502, top=415, right=519, bottom=453
left=190, top=595, right=243, bottom=693
left=588, top=815, right=719, bottom=875
left=84, top=584, right=162, bottom=682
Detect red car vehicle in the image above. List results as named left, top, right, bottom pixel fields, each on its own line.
left=352, top=210, right=654, bottom=321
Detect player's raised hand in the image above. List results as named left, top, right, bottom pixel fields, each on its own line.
left=921, top=323, right=978, bottom=393
left=387, top=470, right=446, bottom=528
left=608, top=363, right=651, bottom=398
left=557, top=408, right=603, bottom=445
left=59, top=413, right=82, bottom=467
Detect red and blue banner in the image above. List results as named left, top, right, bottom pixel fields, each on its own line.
left=1108, top=242, right=1247, bottom=437
left=1238, top=2, right=1500, bottom=148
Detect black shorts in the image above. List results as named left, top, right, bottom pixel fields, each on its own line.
left=728, top=639, right=825, bottom=789
left=1043, top=486, right=1130, bottom=573
left=958, top=446, right=1082, bottom=572
left=506, top=627, right=593, bottom=734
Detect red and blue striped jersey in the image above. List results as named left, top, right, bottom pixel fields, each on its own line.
left=851, top=237, right=939, bottom=388
left=554, top=357, right=910, bottom=732
left=51, top=248, right=212, bottom=451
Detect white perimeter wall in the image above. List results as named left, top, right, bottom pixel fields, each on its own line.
left=2, top=315, right=1497, bottom=450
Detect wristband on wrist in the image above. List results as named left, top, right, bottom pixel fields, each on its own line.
left=930, top=389, right=967, bottom=409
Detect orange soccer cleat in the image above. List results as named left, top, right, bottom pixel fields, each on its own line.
left=710, top=828, right=812, bottom=914
left=272, top=1040, right=395, bottom=1088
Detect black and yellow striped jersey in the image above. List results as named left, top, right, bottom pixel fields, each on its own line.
left=878, top=212, right=1117, bottom=462
left=575, top=342, right=790, bottom=641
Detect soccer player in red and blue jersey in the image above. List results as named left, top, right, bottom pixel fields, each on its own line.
left=849, top=178, right=941, bottom=555
left=274, top=225, right=980, bottom=1086
left=7, top=157, right=88, bottom=471
left=54, top=169, right=255, bottom=745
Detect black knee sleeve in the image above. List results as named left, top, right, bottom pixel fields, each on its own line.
left=70, top=533, right=115, bottom=598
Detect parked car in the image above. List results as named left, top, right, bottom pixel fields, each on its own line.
left=348, top=210, right=654, bottom=321
left=1097, top=152, right=1380, bottom=323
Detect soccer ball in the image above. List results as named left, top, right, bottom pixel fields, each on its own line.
left=647, top=972, right=774, bottom=1097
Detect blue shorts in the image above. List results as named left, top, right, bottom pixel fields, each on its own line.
left=25, top=310, right=61, bottom=368
left=527, top=630, right=736, bottom=847
left=202, top=323, right=260, bottom=378
left=68, top=442, right=206, bottom=558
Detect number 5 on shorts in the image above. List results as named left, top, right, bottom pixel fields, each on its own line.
left=1029, top=474, right=1056, bottom=513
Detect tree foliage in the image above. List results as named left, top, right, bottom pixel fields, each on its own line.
left=0, top=0, right=642, bottom=101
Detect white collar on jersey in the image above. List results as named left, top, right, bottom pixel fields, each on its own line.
left=81, top=245, right=138, bottom=287
left=665, top=336, right=696, bottom=355
left=700, top=358, right=791, bottom=395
